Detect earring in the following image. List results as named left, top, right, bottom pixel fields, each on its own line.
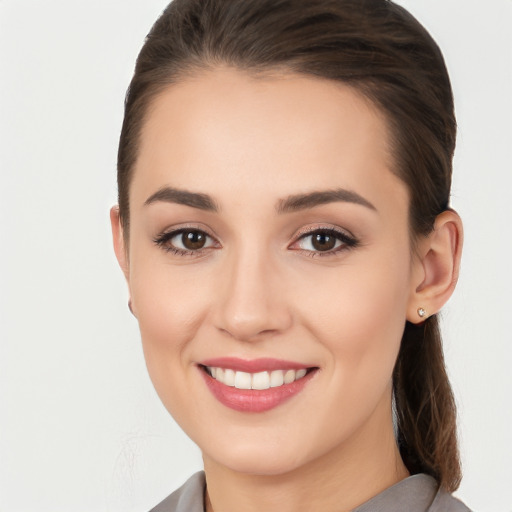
left=417, top=307, right=427, bottom=319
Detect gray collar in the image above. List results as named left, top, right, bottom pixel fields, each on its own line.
left=353, top=473, right=437, bottom=511
left=150, top=471, right=470, bottom=512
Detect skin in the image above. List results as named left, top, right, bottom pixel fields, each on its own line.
left=111, top=67, right=462, bottom=512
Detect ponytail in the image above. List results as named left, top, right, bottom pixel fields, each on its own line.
left=393, top=316, right=461, bottom=491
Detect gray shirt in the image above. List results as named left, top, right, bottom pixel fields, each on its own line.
left=149, top=471, right=472, bottom=511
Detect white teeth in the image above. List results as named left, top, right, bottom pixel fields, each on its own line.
left=224, top=369, right=235, bottom=387
left=284, top=369, right=295, bottom=384
left=234, top=371, right=252, bottom=389
left=270, top=370, right=284, bottom=387
left=296, top=368, right=307, bottom=379
left=252, top=371, right=270, bottom=390
left=206, top=366, right=309, bottom=390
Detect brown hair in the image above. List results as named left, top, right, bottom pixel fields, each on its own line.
left=117, top=0, right=461, bottom=491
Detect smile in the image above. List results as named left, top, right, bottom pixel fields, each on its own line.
left=198, top=358, right=317, bottom=413
left=204, top=366, right=308, bottom=390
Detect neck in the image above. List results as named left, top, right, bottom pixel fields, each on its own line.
left=203, top=396, right=409, bottom=512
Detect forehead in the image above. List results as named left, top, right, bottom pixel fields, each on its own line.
left=131, top=67, right=406, bottom=213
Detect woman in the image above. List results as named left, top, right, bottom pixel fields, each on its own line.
left=110, top=0, right=470, bottom=510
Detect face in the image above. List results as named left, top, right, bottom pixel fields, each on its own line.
left=118, top=68, right=420, bottom=476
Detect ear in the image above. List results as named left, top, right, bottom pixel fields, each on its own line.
left=407, top=210, right=463, bottom=323
left=110, top=206, right=130, bottom=282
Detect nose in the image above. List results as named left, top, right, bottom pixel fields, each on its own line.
left=212, top=246, right=293, bottom=342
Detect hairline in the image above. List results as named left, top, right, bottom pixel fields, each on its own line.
left=120, top=62, right=410, bottom=238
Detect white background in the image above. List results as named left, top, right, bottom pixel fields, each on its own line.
left=0, top=1, right=511, bottom=511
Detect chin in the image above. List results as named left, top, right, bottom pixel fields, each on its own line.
left=210, top=450, right=306, bottom=477
left=200, top=430, right=326, bottom=477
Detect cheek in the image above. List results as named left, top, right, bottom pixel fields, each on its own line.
left=134, top=274, right=201, bottom=348
left=297, top=247, right=411, bottom=387
left=129, top=255, right=212, bottom=400
left=285, top=254, right=410, bottom=449
left=130, top=237, right=213, bottom=329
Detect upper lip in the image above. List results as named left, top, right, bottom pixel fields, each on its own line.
left=199, top=357, right=313, bottom=373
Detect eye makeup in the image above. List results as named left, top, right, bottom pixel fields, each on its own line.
left=153, top=223, right=359, bottom=259
left=290, top=226, right=359, bottom=258
left=153, top=227, right=219, bottom=257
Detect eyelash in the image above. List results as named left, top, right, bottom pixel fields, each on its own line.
left=292, top=227, right=359, bottom=257
left=153, top=226, right=359, bottom=258
left=153, top=227, right=218, bottom=257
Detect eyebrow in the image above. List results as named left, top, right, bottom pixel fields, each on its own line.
left=276, top=188, right=377, bottom=213
left=144, top=186, right=376, bottom=214
left=144, top=187, right=219, bottom=212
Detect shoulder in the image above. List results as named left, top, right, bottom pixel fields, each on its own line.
left=429, top=487, right=473, bottom=512
left=353, top=474, right=472, bottom=512
left=148, top=472, right=205, bottom=512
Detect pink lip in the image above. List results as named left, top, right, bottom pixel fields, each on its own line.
left=200, top=357, right=310, bottom=373
left=198, top=358, right=317, bottom=413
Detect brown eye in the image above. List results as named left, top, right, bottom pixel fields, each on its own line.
left=291, top=228, right=358, bottom=256
left=154, top=228, right=217, bottom=254
left=181, top=230, right=207, bottom=250
left=311, top=232, right=336, bottom=251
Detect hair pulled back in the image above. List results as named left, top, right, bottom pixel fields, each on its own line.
left=117, top=0, right=461, bottom=491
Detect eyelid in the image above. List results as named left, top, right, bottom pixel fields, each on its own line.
left=292, top=223, right=356, bottom=241
left=288, top=224, right=359, bottom=256
left=154, top=222, right=219, bottom=239
left=153, top=223, right=358, bottom=257
left=153, top=224, right=221, bottom=255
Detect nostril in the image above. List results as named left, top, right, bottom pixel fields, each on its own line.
left=216, top=323, right=281, bottom=343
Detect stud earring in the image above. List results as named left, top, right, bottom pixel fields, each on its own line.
left=417, top=307, right=427, bottom=319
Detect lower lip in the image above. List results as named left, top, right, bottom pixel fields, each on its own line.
left=200, top=368, right=316, bottom=413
